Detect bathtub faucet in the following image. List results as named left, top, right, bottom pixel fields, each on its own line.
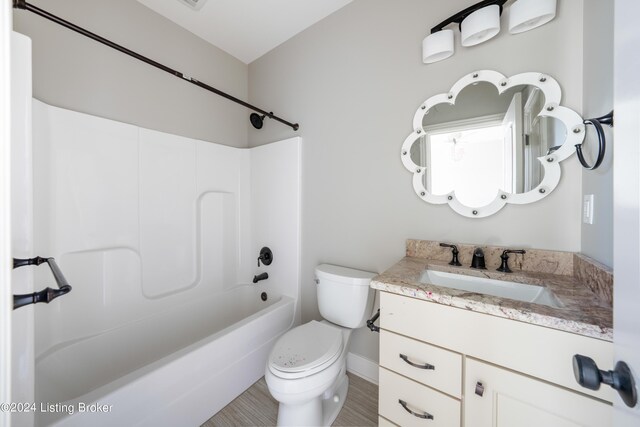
left=253, top=272, right=269, bottom=284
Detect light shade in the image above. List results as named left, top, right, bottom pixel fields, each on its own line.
left=422, top=29, right=454, bottom=64
left=509, top=0, right=557, bottom=34
left=461, top=4, right=501, bottom=47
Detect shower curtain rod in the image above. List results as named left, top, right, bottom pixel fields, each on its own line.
left=12, top=0, right=300, bottom=131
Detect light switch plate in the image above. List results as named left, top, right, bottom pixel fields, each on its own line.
left=583, top=194, right=594, bottom=224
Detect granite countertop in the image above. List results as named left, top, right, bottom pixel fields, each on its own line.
left=371, top=256, right=613, bottom=341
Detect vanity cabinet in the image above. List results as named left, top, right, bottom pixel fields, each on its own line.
left=464, top=358, right=610, bottom=427
left=377, top=292, right=613, bottom=427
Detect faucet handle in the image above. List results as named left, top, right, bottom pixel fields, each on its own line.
left=439, top=242, right=458, bottom=251
left=257, top=247, right=273, bottom=267
left=502, top=249, right=526, bottom=256
left=497, top=249, right=526, bottom=273
left=500, top=249, right=526, bottom=261
left=439, top=243, right=461, bottom=266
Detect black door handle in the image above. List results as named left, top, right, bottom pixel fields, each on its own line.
left=573, top=354, right=637, bottom=407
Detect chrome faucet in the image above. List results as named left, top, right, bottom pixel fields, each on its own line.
left=497, top=250, right=526, bottom=273
left=470, top=248, right=486, bottom=269
left=439, top=243, right=462, bottom=266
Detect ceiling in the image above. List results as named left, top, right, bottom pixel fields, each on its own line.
left=137, top=0, right=353, bottom=64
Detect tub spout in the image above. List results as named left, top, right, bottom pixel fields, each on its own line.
left=253, top=272, right=268, bottom=283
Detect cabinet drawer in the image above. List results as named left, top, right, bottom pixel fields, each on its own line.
left=380, top=330, right=462, bottom=398
left=379, top=367, right=461, bottom=427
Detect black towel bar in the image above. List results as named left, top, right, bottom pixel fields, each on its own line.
left=12, top=256, right=72, bottom=310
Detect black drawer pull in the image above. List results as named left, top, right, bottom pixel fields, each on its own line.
left=400, top=353, right=435, bottom=370
left=398, top=399, right=434, bottom=420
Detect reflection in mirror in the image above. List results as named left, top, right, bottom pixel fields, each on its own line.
left=411, top=82, right=567, bottom=208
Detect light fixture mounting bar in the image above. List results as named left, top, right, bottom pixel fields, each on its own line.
left=430, top=0, right=508, bottom=33
left=12, top=0, right=299, bottom=131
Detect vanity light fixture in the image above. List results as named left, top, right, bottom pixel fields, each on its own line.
left=509, top=0, right=557, bottom=34
left=423, top=0, right=557, bottom=64
left=422, top=0, right=507, bottom=64
left=422, top=29, right=454, bottom=64
left=460, top=4, right=501, bottom=47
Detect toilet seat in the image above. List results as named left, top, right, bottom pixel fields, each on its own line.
left=269, top=321, right=343, bottom=380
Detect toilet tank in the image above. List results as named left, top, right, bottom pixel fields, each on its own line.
left=315, top=264, right=377, bottom=329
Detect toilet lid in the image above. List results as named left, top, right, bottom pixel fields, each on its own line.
left=269, top=321, right=343, bottom=376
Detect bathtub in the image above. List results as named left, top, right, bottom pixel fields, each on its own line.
left=35, top=287, right=295, bottom=427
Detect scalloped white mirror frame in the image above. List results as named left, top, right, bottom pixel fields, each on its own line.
left=401, top=70, right=585, bottom=218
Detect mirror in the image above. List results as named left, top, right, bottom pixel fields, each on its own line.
left=401, top=70, right=585, bottom=217
left=410, top=82, right=567, bottom=207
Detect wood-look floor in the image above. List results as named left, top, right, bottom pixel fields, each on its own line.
left=202, top=373, right=378, bottom=427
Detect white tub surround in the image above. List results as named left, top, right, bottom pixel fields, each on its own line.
left=23, top=100, right=301, bottom=426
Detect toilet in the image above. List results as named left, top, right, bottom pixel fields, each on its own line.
left=265, top=264, right=376, bottom=426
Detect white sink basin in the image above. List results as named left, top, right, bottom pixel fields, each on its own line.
left=420, top=269, right=563, bottom=308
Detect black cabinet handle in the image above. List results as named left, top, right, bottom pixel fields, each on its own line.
left=398, top=399, right=434, bottom=420
left=399, top=353, right=435, bottom=370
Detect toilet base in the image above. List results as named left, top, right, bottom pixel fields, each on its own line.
left=322, top=373, right=349, bottom=426
left=276, top=373, right=349, bottom=426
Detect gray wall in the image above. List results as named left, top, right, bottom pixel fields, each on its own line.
left=581, top=1, right=614, bottom=268
left=13, top=0, right=248, bottom=147
left=248, top=0, right=586, bottom=362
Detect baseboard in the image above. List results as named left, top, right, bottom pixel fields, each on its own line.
left=346, top=352, right=378, bottom=385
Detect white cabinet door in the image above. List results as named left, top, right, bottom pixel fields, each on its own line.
left=465, top=358, right=612, bottom=427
